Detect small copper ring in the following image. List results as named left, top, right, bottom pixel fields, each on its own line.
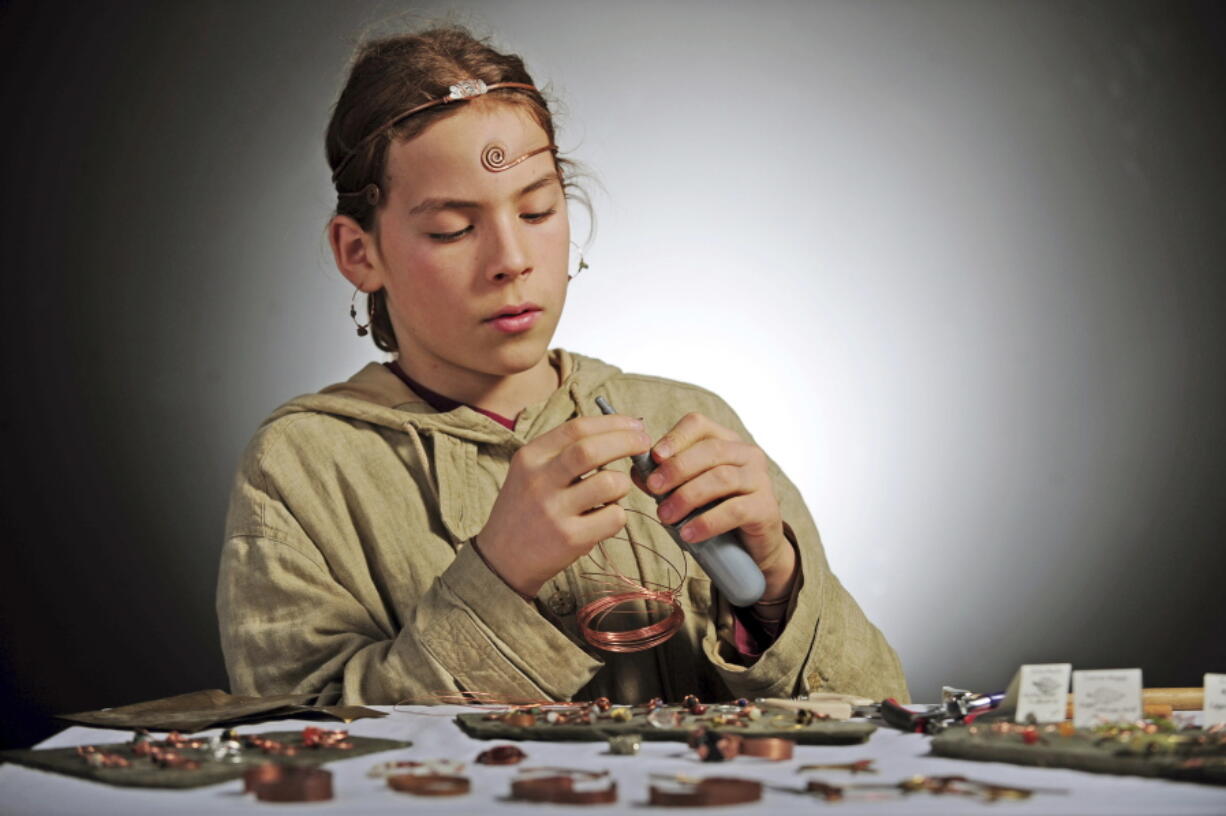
left=738, top=736, right=795, bottom=760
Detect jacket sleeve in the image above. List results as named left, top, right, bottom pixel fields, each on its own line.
left=693, top=396, right=911, bottom=703
left=217, top=428, right=604, bottom=705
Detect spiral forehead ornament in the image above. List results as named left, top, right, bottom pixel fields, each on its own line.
left=481, top=141, right=558, bottom=173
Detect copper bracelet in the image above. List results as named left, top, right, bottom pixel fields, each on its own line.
left=738, top=736, right=795, bottom=760
left=243, top=763, right=333, bottom=802
left=649, top=777, right=763, bottom=807
left=511, top=775, right=618, bottom=804
left=387, top=773, right=471, bottom=796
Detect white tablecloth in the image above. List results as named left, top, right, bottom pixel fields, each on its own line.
left=3, top=706, right=1225, bottom=815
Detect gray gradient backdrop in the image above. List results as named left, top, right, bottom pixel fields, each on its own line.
left=2, top=0, right=1224, bottom=748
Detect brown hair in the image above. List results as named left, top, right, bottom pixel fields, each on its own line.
left=325, top=26, right=580, bottom=353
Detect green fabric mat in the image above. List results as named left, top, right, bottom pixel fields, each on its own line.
left=931, top=725, right=1226, bottom=786
left=0, top=731, right=411, bottom=789
left=456, top=710, right=875, bottom=745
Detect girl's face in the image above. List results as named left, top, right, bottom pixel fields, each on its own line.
left=370, top=102, right=570, bottom=385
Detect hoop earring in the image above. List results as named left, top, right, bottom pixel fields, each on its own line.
left=349, top=287, right=371, bottom=337
left=569, top=240, right=589, bottom=281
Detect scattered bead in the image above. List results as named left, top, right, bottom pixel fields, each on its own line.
left=608, top=733, right=642, bottom=755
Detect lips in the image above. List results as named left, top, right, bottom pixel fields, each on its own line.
left=484, top=302, right=543, bottom=335
left=485, top=302, right=541, bottom=322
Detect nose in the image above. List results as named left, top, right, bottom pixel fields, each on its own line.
left=484, top=215, right=531, bottom=282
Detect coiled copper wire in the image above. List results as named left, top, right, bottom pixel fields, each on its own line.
left=574, top=509, right=687, bottom=653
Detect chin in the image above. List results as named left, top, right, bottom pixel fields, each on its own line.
left=486, top=337, right=552, bottom=375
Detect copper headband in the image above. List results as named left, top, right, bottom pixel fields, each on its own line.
left=332, top=79, right=544, bottom=187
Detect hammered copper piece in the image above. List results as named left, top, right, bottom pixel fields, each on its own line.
left=242, top=763, right=333, bottom=802
left=737, top=736, right=795, bottom=761
left=502, top=711, right=537, bottom=729
left=649, top=777, right=763, bottom=807
left=387, top=773, right=471, bottom=796
left=476, top=744, right=527, bottom=765
left=510, top=773, right=618, bottom=804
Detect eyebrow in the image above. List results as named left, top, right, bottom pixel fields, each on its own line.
left=408, top=172, right=560, bottom=217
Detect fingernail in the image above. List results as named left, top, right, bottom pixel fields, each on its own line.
left=658, top=500, right=674, bottom=522
left=654, top=442, right=671, bottom=459
left=638, top=431, right=652, bottom=447
left=680, top=525, right=697, bottom=542
left=630, top=417, right=645, bottom=429
left=647, top=473, right=664, bottom=492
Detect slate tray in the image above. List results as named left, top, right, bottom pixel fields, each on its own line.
left=57, top=689, right=384, bottom=732
left=0, top=731, right=411, bottom=789
left=931, top=725, right=1226, bottom=786
left=456, top=710, right=876, bottom=745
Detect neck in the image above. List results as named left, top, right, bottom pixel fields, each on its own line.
left=395, top=350, right=559, bottom=418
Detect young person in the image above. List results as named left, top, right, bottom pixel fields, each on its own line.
left=217, top=26, right=908, bottom=706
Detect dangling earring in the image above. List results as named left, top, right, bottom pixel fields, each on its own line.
left=349, top=287, right=371, bottom=337
left=569, top=240, right=589, bottom=280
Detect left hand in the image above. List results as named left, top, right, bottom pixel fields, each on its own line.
left=634, top=412, right=798, bottom=603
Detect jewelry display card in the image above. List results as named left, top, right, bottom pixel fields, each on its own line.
left=1015, top=663, right=1072, bottom=724
left=1072, top=668, right=1143, bottom=728
left=1206, top=674, right=1226, bottom=728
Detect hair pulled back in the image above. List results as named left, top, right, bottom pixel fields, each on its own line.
left=326, top=26, right=576, bottom=353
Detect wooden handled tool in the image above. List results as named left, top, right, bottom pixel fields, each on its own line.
left=1065, top=687, right=1203, bottom=719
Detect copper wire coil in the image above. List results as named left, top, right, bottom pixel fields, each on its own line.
left=575, top=590, right=685, bottom=653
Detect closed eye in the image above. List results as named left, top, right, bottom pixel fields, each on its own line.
left=428, top=226, right=473, bottom=243
left=522, top=207, right=556, bottom=224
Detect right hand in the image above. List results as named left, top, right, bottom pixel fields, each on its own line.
left=475, top=414, right=652, bottom=598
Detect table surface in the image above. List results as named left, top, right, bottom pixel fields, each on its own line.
left=3, top=705, right=1226, bottom=815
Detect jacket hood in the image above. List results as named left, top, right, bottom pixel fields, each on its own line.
left=264, top=348, right=623, bottom=444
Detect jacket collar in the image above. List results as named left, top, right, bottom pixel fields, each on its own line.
left=265, top=348, right=618, bottom=445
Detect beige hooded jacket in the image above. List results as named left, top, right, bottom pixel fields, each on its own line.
left=218, top=349, right=909, bottom=705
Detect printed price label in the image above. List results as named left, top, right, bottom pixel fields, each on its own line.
left=1205, top=674, right=1226, bottom=728
left=1072, top=668, right=1142, bottom=727
left=1015, top=663, right=1072, bottom=724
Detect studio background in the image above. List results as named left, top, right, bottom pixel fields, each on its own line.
left=2, top=0, right=1224, bottom=749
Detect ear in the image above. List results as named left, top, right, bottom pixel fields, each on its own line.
left=328, top=214, right=385, bottom=292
